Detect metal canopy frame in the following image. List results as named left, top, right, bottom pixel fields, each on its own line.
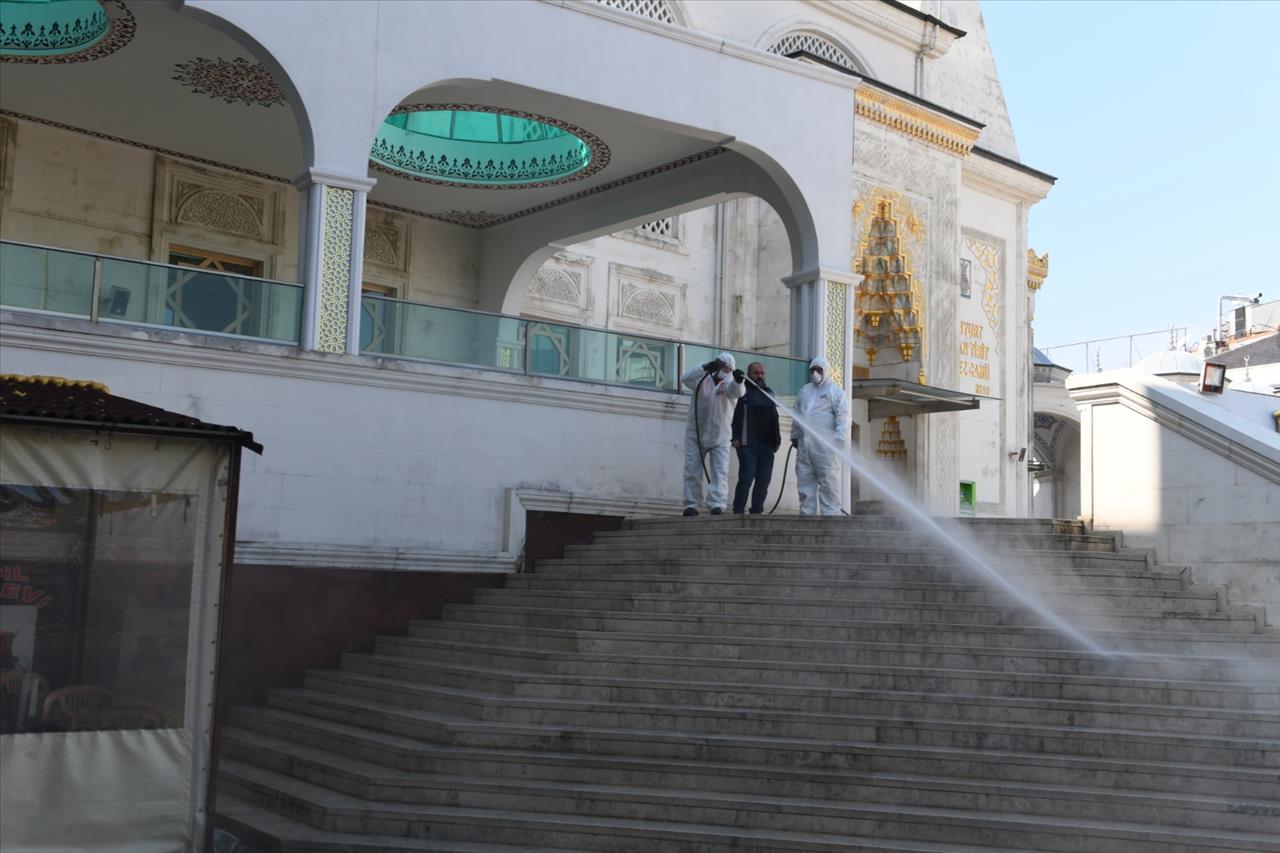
left=848, top=378, right=983, bottom=419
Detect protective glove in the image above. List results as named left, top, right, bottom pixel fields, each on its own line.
left=732, top=368, right=745, bottom=383
left=702, top=360, right=724, bottom=373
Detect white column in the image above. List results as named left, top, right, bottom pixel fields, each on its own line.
left=293, top=169, right=376, bottom=354
left=784, top=267, right=860, bottom=512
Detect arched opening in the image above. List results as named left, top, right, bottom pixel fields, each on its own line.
left=0, top=1, right=314, bottom=341
left=1032, top=412, right=1081, bottom=520
left=351, top=76, right=821, bottom=365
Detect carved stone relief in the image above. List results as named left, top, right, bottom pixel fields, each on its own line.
left=609, top=263, right=684, bottom=335
left=173, top=183, right=264, bottom=239
left=363, top=211, right=409, bottom=272
left=620, top=284, right=676, bottom=326
left=529, top=267, right=581, bottom=306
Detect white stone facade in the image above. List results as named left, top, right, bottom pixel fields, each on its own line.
left=1, top=0, right=1054, bottom=566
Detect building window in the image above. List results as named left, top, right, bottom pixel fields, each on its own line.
left=166, top=247, right=264, bottom=337
left=589, top=0, right=676, bottom=24
left=637, top=217, right=676, bottom=239
left=769, top=32, right=862, bottom=74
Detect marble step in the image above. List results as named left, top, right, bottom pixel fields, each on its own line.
left=217, top=757, right=1278, bottom=853
left=358, top=644, right=1280, bottom=711
left=283, top=677, right=1280, bottom=768
left=220, top=723, right=1280, bottom=835
left=418, top=609, right=1280, bottom=656
left=377, top=632, right=1280, bottom=693
left=504, top=575, right=1214, bottom=609
left=531, top=561, right=1188, bottom=589
left=229, top=706, right=1280, bottom=803
left=456, top=594, right=1264, bottom=634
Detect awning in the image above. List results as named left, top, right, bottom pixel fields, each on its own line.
left=848, top=379, right=983, bottom=419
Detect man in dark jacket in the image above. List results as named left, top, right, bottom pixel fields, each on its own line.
left=730, top=362, right=782, bottom=514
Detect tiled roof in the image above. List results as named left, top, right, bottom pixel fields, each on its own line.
left=1207, top=334, right=1280, bottom=370
left=0, top=374, right=262, bottom=452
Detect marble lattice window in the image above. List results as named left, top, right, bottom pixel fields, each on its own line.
left=769, top=32, right=861, bottom=73
left=589, top=0, right=677, bottom=24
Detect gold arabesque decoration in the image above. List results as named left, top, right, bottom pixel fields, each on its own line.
left=1027, top=249, right=1049, bottom=291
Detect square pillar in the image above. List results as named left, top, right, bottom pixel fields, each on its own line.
left=294, top=169, right=376, bottom=354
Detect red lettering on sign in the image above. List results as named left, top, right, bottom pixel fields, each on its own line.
left=0, top=583, right=17, bottom=600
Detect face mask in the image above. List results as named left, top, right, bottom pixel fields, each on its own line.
left=810, top=370, right=823, bottom=385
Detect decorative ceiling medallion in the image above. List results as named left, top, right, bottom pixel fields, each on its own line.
left=0, top=0, right=134, bottom=64
left=367, top=147, right=726, bottom=231
left=370, top=103, right=611, bottom=190
left=172, top=57, right=286, bottom=108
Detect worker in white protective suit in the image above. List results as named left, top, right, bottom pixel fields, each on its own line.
left=790, top=355, right=851, bottom=515
left=680, top=352, right=745, bottom=516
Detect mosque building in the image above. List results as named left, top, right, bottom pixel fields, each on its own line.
left=0, top=0, right=1055, bottom=574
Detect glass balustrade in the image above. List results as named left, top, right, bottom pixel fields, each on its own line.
left=3, top=240, right=812, bottom=396
left=97, top=257, right=302, bottom=343
left=682, top=344, right=810, bottom=401
left=360, top=296, right=525, bottom=372
left=0, top=241, right=96, bottom=318
left=0, top=240, right=303, bottom=344
left=527, top=321, right=680, bottom=391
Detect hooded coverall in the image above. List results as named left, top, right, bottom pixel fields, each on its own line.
left=680, top=351, right=745, bottom=512
left=790, top=355, right=851, bottom=515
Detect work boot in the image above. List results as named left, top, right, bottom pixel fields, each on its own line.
left=709, top=507, right=723, bottom=515
left=682, top=507, right=698, bottom=517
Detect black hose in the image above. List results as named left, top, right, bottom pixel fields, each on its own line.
left=768, top=443, right=794, bottom=515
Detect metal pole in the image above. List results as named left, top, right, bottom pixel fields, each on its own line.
left=89, top=256, right=103, bottom=323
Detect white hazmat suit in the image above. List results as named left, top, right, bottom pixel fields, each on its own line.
left=681, top=352, right=745, bottom=513
left=790, top=356, right=851, bottom=515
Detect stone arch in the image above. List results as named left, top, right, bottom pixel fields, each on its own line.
left=758, top=20, right=874, bottom=77
left=178, top=5, right=317, bottom=167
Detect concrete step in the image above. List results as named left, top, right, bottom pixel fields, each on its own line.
left=532, top=561, right=1188, bottom=589
left=215, top=758, right=1049, bottom=853
left=360, top=644, right=1280, bottom=711
left=394, top=627, right=1274, bottom=681
left=285, top=675, right=1280, bottom=769
left=337, top=653, right=1280, bottom=732
left=217, top=748, right=1279, bottom=853
left=458, top=593, right=1264, bottom=635
left=218, top=734, right=1280, bottom=848
left=505, top=575, right=1214, bottom=610
left=217, top=792, right=568, bottom=853
left=620, top=516, right=1086, bottom=534
left=423, top=607, right=1280, bottom=657
left=229, top=706, right=1280, bottom=803
left=582, top=531, right=1121, bottom=553
left=221, top=723, right=1280, bottom=836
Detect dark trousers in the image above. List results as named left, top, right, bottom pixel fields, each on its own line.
left=733, top=445, right=776, bottom=514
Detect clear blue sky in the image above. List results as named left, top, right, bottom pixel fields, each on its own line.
left=981, top=0, right=1280, bottom=370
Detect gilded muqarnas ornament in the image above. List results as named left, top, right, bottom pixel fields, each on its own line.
left=854, top=197, right=924, bottom=367
left=173, top=57, right=286, bottom=108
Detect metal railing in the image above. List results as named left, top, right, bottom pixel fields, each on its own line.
left=0, top=239, right=304, bottom=344
left=1039, top=327, right=1191, bottom=376
left=0, top=239, right=809, bottom=397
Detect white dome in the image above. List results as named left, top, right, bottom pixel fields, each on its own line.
left=1134, top=350, right=1205, bottom=377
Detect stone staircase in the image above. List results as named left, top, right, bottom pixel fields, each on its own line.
left=215, top=515, right=1280, bottom=853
